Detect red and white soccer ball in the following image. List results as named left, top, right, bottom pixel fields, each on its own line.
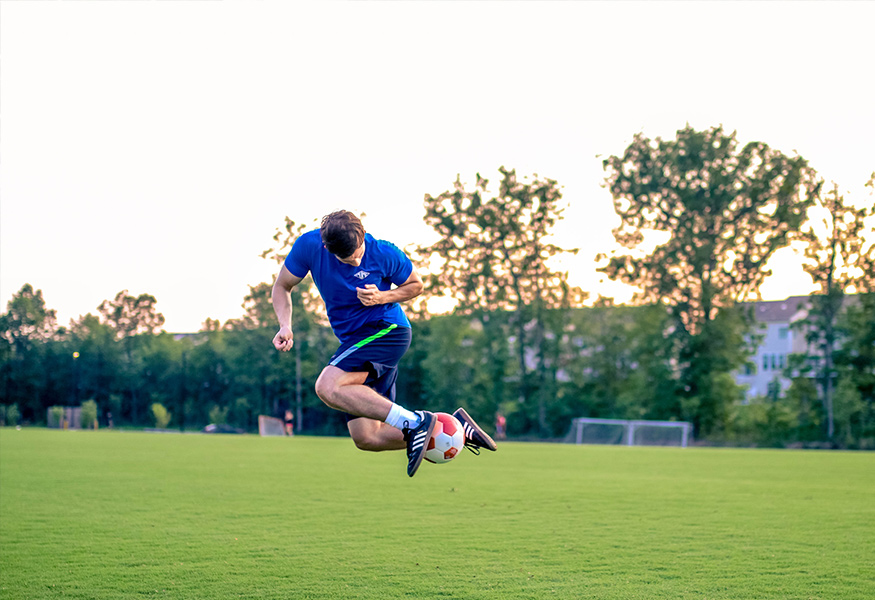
left=424, top=412, right=465, bottom=464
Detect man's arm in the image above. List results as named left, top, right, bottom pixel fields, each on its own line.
left=272, top=265, right=304, bottom=352
left=356, top=270, right=423, bottom=307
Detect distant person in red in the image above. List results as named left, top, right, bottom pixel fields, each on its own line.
left=495, top=413, right=507, bottom=439
left=284, top=410, right=295, bottom=436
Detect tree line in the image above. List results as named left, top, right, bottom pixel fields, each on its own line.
left=2, top=126, right=873, bottom=448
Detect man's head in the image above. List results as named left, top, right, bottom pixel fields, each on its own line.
left=321, top=210, right=365, bottom=261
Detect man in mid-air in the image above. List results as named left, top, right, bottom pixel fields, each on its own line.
left=272, top=210, right=496, bottom=477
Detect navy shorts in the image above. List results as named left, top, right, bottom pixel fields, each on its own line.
left=328, top=320, right=411, bottom=421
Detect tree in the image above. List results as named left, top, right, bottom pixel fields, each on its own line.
left=225, top=283, right=278, bottom=331
left=0, top=284, right=58, bottom=351
left=0, top=285, right=60, bottom=420
left=795, top=180, right=874, bottom=440
left=600, top=125, right=821, bottom=435
left=67, top=313, right=121, bottom=416
left=800, top=180, right=875, bottom=295
left=97, top=290, right=165, bottom=339
left=556, top=300, right=682, bottom=434
left=419, top=314, right=511, bottom=422
left=97, top=290, right=166, bottom=424
left=418, top=167, right=586, bottom=435
left=835, top=293, right=875, bottom=448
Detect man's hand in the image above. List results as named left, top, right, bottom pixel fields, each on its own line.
left=356, top=284, right=384, bottom=306
left=273, top=325, right=294, bottom=352
left=272, top=266, right=303, bottom=353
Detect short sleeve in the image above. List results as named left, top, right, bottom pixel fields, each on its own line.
left=284, top=233, right=313, bottom=279
left=383, top=241, right=413, bottom=286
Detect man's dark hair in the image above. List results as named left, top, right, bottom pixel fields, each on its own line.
left=321, top=211, right=365, bottom=258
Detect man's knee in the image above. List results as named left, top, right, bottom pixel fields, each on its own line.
left=314, top=370, right=337, bottom=407
left=315, top=367, right=368, bottom=410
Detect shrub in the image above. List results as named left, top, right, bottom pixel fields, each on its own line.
left=80, top=400, right=98, bottom=429
left=0, top=404, right=16, bottom=426
left=833, top=375, right=864, bottom=448
left=208, top=404, right=229, bottom=426
left=49, top=406, right=65, bottom=428
left=726, top=395, right=798, bottom=447
left=151, top=403, right=172, bottom=429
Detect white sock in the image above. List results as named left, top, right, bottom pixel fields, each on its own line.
left=385, top=404, right=421, bottom=431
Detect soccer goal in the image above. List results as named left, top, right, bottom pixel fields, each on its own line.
left=569, top=417, right=693, bottom=448
left=258, top=415, right=285, bottom=437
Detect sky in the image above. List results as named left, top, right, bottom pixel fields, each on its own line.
left=2, top=1, right=874, bottom=333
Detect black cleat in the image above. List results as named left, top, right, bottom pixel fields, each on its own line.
left=402, top=411, right=437, bottom=477
left=453, top=408, right=498, bottom=454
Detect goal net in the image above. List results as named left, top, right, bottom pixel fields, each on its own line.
left=258, top=415, right=286, bottom=437
left=569, top=418, right=692, bottom=448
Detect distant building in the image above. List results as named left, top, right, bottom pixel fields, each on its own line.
left=734, top=295, right=811, bottom=401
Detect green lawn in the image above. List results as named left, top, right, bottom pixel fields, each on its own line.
left=1, top=428, right=873, bottom=599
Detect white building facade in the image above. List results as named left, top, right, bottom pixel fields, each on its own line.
left=735, top=296, right=811, bottom=401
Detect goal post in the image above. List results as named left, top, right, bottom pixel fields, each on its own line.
left=570, top=417, right=692, bottom=448
left=258, top=415, right=285, bottom=437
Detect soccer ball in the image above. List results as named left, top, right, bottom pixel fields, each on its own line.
left=424, top=412, right=465, bottom=464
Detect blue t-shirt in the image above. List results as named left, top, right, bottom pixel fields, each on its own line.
left=284, top=230, right=414, bottom=343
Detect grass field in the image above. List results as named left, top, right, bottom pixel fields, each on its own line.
left=1, top=428, right=873, bottom=599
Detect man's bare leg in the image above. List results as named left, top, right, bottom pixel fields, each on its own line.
left=315, top=366, right=392, bottom=418
left=315, top=365, right=407, bottom=451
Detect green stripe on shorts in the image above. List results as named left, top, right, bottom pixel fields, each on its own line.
left=330, top=323, right=398, bottom=366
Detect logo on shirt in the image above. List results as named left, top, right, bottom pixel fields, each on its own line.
left=353, top=270, right=370, bottom=280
